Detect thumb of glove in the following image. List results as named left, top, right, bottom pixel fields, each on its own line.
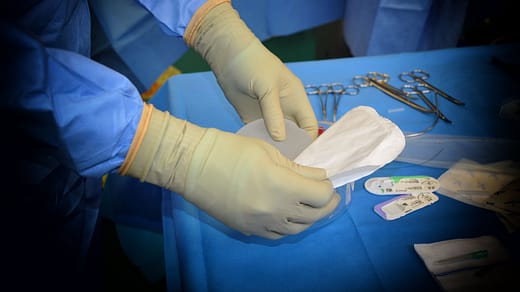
left=258, top=85, right=287, bottom=141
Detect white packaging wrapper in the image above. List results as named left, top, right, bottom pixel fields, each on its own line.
left=414, top=235, right=515, bottom=291
left=236, top=106, right=406, bottom=229
left=295, top=106, right=406, bottom=188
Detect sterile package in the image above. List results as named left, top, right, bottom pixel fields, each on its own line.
left=414, top=235, right=517, bottom=291
left=374, top=192, right=439, bottom=221
left=294, top=106, right=406, bottom=188
left=365, top=176, right=440, bottom=220
left=237, top=106, right=406, bottom=228
left=365, top=175, right=440, bottom=195
left=436, top=159, right=520, bottom=232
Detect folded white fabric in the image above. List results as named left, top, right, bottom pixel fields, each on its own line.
left=414, top=235, right=514, bottom=291
left=294, top=106, right=406, bottom=187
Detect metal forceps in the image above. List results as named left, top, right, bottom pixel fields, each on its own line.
left=305, top=83, right=359, bottom=123
left=401, top=83, right=452, bottom=124
left=305, top=84, right=329, bottom=121
left=399, top=69, right=465, bottom=106
left=352, top=73, right=431, bottom=113
left=329, top=83, right=359, bottom=122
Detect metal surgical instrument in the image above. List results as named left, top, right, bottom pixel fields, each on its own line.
left=352, top=74, right=431, bottom=113
left=330, top=83, right=343, bottom=122
left=305, top=84, right=329, bottom=121
left=305, top=83, right=359, bottom=123
left=399, top=69, right=465, bottom=106
left=401, top=83, right=452, bottom=124
left=329, top=83, right=359, bottom=121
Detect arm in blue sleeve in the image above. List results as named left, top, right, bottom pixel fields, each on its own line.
left=136, top=0, right=207, bottom=36
left=45, top=48, right=144, bottom=176
left=1, top=3, right=142, bottom=178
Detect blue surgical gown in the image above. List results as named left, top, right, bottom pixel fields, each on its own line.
left=0, top=0, right=204, bottom=289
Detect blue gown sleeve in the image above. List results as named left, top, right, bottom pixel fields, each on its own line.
left=1, top=20, right=144, bottom=178
left=45, top=48, right=144, bottom=177
left=136, top=0, right=207, bottom=36
left=4, top=0, right=203, bottom=178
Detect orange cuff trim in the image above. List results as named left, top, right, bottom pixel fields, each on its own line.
left=141, top=66, right=181, bottom=102
left=184, top=0, right=231, bottom=46
left=119, top=103, right=154, bottom=175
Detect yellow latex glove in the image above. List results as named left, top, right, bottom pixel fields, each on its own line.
left=120, top=104, right=339, bottom=239
left=185, top=1, right=318, bottom=141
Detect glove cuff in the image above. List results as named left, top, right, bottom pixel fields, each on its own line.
left=184, top=1, right=256, bottom=75
left=119, top=104, right=206, bottom=194
left=184, top=0, right=231, bottom=46
left=119, top=103, right=154, bottom=176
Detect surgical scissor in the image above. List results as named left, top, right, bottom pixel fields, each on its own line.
left=399, top=69, right=465, bottom=106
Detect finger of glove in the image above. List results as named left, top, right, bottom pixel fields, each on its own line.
left=287, top=83, right=319, bottom=140
left=290, top=192, right=341, bottom=225
left=295, top=110, right=319, bottom=140
left=267, top=193, right=340, bottom=236
left=288, top=162, right=328, bottom=182
left=239, top=227, right=285, bottom=240
left=262, top=230, right=285, bottom=240
left=267, top=147, right=327, bottom=181
left=259, top=89, right=286, bottom=142
left=274, top=163, right=336, bottom=209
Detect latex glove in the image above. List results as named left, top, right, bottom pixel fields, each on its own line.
left=185, top=1, right=318, bottom=141
left=120, top=104, right=339, bottom=239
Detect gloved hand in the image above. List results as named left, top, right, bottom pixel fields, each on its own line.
left=184, top=1, right=318, bottom=141
left=120, top=104, right=339, bottom=239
